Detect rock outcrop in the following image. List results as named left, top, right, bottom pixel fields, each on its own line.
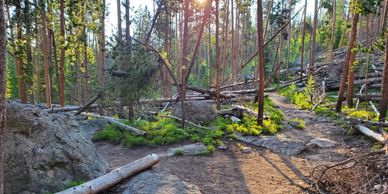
left=4, top=102, right=108, bottom=194
left=173, top=101, right=216, bottom=124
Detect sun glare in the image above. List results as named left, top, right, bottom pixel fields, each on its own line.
left=196, top=0, right=207, bottom=6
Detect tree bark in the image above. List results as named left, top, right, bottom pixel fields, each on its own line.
left=0, top=0, right=6, bottom=192
left=308, top=0, right=318, bottom=75
left=257, top=0, right=265, bottom=126
left=216, top=0, right=221, bottom=110
left=336, top=13, right=359, bottom=112
left=97, top=0, right=105, bottom=87
left=230, top=0, right=235, bottom=80
left=59, top=0, right=66, bottom=107
left=379, top=32, right=388, bottom=121
left=117, top=0, right=122, bottom=41
left=300, top=0, right=307, bottom=81
left=347, top=43, right=357, bottom=108
left=15, top=4, right=27, bottom=103
left=41, top=2, right=52, bottom=108
left=328, top=0, right=336, bottom=63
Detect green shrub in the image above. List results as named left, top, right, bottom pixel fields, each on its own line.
left=263, top=120, right=279, bottom=135
left=207, top=145, right=216, bottom=153
left=92, top=125, right=122, bottom=143
left=289, top=118, right=305, bottom=130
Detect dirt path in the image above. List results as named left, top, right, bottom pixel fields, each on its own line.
left=95, top=92, right=371, bottom=194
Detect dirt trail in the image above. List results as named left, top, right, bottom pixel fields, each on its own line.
left=96, top=92, right=371, bottom=194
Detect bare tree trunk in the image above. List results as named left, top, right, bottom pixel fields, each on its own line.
left=381, top=0, right=388, bottom=32
left=15, top=4, right=27, bottom=103
left=308, top=0, right=318, bottom=75
left=97, top=0, right=105, bottom=87
left=125, top=0, right=130, bottom=41
left=221, top=0, right=229, bottom=81
left=328, top=0, right=336, bottom=63
left=300, top=0, right=307, bottom=82
left=180, top=0, right=190, bottom=128
left=285, top=0, right=292, bottom=81
left=117, top=0, right=122, bottom=41
left=41, top=2, right=52, bottom=108
left=379, top=33, right=388, bottom=121
left=59, top=0, right=66, bottom=107
left=216, top=0, right=221, bottom=110
left=347, top=46, right=357, bottom=108
left=24, top=0, right=34, bottom=103
left=256, top=0, right=265, bottom=126
left=0, top=1, right=6, bottom=192
left=263, top=0, right=273, bottom=41
left=336, top=13, right=359, bottom=112
left=162, top=9, right=172, bottom=98
left=208, top=22, right=212, bottom=85
left=230, top=0, right=236, bottom=80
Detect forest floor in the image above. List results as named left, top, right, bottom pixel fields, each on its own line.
left=95, top=92, right=372, bottom=194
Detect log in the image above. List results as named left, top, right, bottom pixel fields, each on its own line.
left=232, top=105, right=258, bottom=116
left=81, top=112, right=147, bottom=136
left=55, top=154, right=160, bottom=194
left=369, top=101, right=380, bottom=116
left=75, top=92, right=104, bottom=115
left=357, top=125, right=384, bottom=142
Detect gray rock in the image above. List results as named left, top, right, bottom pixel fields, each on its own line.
left=306, top=138, right=337, bottom=148
left=167, top=143, right=208, bottom=156
left=121, top=170, right=202, bottom=194
left=236, top=134, right=306, bottom=156
left=78, top=118, right=109, bottom=140
left=173, top=101, right=216, bottom=124
left=217, top=145, right=228, bottom=150
left=4, top=102, right=108, bottom=194
left=242, top=146, right=252, bottom=153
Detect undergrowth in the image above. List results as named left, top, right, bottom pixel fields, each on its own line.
left=93, top=98, right=284, bottom=153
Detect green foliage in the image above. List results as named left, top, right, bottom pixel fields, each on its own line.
left=371, top=144, right=383, bottom=152
left=342, top=107, right=377, bottom=120
left=206, top=145, right=216, bottom=153
left=280, top=77, right=320, bottom=110
left=289, top=118, right=305, bottom=130
left=173, top=148, right=184, bottom=156
left=350, top=0, right=382, bottom=15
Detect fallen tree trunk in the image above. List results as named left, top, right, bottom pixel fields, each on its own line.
left=81, top=112, right=147, bottom=136
left=357, top=125, right=384, bottom=142
left=55, top=154, right=160, bottom=194
left=232, top=105, right=257, bottom=116
left=75, top=92, right=104, bottom=115
left=47, top=105, right=93, bottom=113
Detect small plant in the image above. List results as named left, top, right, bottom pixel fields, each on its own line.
left=206, top=145, right=216, bottom=153
left=289, top=118, right=305, bottom=130
left=371, top=144, right=383, bottom=152
left=173, top=148, right=184, bottom=156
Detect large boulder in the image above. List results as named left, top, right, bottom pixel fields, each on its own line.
left=4, top=102, right=108, bottom=194
left=118, top=170, right=202, bottom=194
left=173, top=101, right=216, bottom=124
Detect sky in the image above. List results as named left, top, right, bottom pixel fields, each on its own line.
left=105, top=0, right=316, bottom=37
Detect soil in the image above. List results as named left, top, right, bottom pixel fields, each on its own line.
left=95, top=92, right=372, bottom=194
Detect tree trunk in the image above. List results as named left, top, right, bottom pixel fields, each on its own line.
left=285, top=0, right=292, bottom=81
left=0, top=0, right=6, bottom=192
left=300, top=0, right=307, bottom=81
left=125, top=0, right=130, bottom=41
left=347, top=46, right=357, bottom=108
left=41, top=2, right=52, bottom=108
left=257, top=0, right=265, bottom=126
left=381, top=0, right=388, bottom=32
left=59, top=0, right=66, bottom=107
left=221, top=0, right=229, bottom=81
left=97, top=0, right=105, bottom=87
left=56, top=154, right=159, bottom=194
left=328, top=0, right=336, bottom=63
left=379, top=33, right=388, bottom=121
left=336, top=13, right=359, bottom=112
left=117, top=0, right=122, bottom=41
left=180, top=0, right=190, bottom=128
left=24, top=0, right=34, bottom=103
left=308, top=0, right=318, bottom=75
left=231, top=0, right=237, bottom=80
left=15, top=4, right=27, bottom=103
left=215, top=0, right=221, bottom=110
